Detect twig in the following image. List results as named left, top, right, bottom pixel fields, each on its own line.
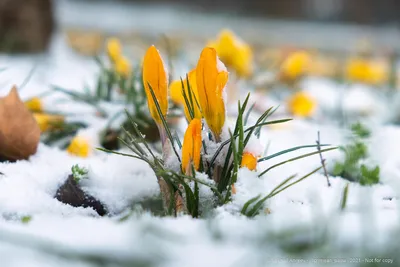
left=317, top=131, right=331, bottom=187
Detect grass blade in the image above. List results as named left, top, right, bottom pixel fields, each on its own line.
left=258, top=147, right=337, bottom=177
left=258, top=144, right=331, bottom=163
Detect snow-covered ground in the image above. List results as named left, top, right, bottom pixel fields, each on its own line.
left=1, top=3, right=400, bottom=267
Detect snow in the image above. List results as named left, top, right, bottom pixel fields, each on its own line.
left=1, top=4, right=400, bottom=267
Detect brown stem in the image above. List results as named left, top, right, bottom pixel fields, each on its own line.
left=316, top=131, right=331, bottom=187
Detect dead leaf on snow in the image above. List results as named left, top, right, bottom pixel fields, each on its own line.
left=0, top=86, right=40, bottom=160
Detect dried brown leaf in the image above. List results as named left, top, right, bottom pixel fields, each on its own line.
left=0, top=86, right=40, bottom=160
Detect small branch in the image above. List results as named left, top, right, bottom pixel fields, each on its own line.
left=317, top=131, right=331, bottom=187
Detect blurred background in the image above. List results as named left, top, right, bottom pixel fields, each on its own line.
left=118, top=0, right=400, bottom=24
left=2, top=0, right=400, bottom=54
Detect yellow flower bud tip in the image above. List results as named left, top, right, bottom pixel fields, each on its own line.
left=106, top=37, right=122, bottom=63
left=241, top=152, right=257, bottom=171
left=196, top=47, right=228, bottom=141
left=67, top=136, right=90, bottom=158
left=25, top=97, right=43, bottom=112
left=143, top=45, right=168, bottom=125
left=115, top=56, right=131, bottom=78
left=181, top=118, right=202, bottom=175
left=287, top=91, right=316, bottom=117
left=280, top=51, right=311, bottom=80
left=33, top=113, right=64, bottom=132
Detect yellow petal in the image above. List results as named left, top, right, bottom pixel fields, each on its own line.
left=241, top=152, right=257, bottom=171
left=169, top=80, right=185, bottom=104
left=232, top=43, right=253, bottom=78
left=287, top=92, right=316, bottom=117
left=196, top=47, right=228, bottom=141
left=181, top=118, right=202, bottom=175
left=142, top=45, right=168, bottom=125
left=25, top=97, right=43, bottom=112
left=106, top=38, right=122, bottom=63
left=67, top=136, right=90, bottom=158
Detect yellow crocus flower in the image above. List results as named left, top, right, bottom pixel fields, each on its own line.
left=106, top=38, right=122, bottom=63
left=209, top=29, right=253, bottom=78
left=33, top=113, right=64, bottom=132
left=142, top=45, right=168, bottom=125
left=280, top=51, right=311, bottom=81
left=67, top=136, right=90, bottom=158
left=169, top=69, right=201, bottom=121
left=287, top=91, right=316, bottom=117
left=181, top=118, right=202, bottom=175
left=345, top=57, right=388, bottom=86
left=241, top=152, right=257, bottom=171
left=25, top=97, right=43, bottom=112
left=115, top=56, right=132, bottom=78
left=196, top=47, right=228, bottom=141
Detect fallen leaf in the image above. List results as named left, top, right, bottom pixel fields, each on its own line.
left=0, top=86, right=40, bottom=160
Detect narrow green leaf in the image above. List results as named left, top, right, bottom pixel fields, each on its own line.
left=258, top=144, right=331, bottom=163
left=247, top=167, right=322, bottom=217
left=259, top=147, right=337, bottom=177
left=340, top=183, right=349, bottom=210
left=147, top=82, right=181, bottom=162
left=241, top=195, right=261, bottom=214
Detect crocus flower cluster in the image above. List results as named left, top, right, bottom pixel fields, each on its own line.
left=142, top=45, right=258, bottom=177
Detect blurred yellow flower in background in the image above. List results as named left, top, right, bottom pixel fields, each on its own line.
left=106, top=38, right=122, bottom=63
left=241, top=152, right=257, bottom=171
left=25, top=97, right=43, bottom=112
left=181, top=118, right=202, bottom=175
left=67, top=136, right=90, bottom=158
left=287, top=91, right=316, bottom=117
left=208, top=29, right=253, bottom=78
left=170, top=69, right=201, bottom=121
left=280, top=51, right=311, bottom=81
left=345, top=57, right=389, bottom=86
left=142, top=45, right=168, bottom=125
left=196, top=47, right=228, bottom=141
left=115, top=56, right=132, bottom=78
left=33, top=113, right=64, bottom=132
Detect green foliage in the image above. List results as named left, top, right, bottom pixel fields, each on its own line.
left=21, top=215, right=32, bottom=224
left=351, top=122, right=371, bottom=138
left=360, top=165, right=380, bottom=185
left=71, top=165, right=89, bottom=183
left=332, top=122, right=379, bottom=185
